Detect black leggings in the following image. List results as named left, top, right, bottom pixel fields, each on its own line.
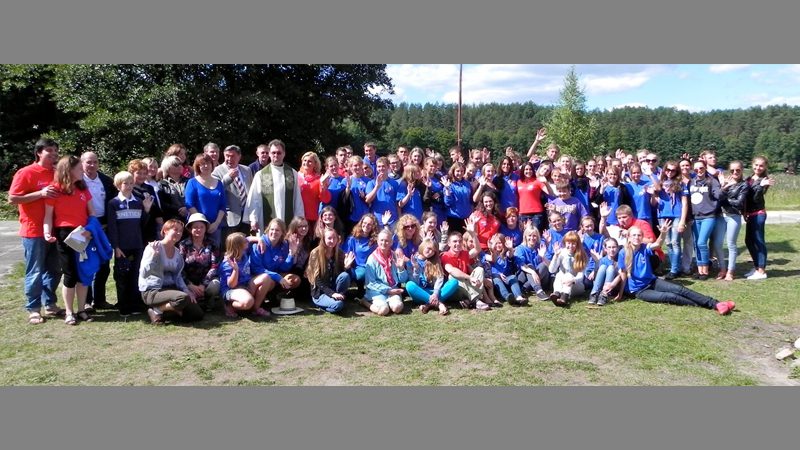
left=634, top=278, right=718, bottom=309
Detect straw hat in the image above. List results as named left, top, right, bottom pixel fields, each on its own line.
left=186, top=212, right=210, bottom=228
left=271, top=296, right=304, bottom=315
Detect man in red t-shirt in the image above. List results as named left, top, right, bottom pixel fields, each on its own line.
left=599, top=203, right=665, bottom=268
left=8, top=138, right=63, bottom=323
left=441, top=232, right=490, bottom=310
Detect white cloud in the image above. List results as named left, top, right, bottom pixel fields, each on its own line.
left=671, top=104, right=702, bottom=112
left=611, top=102, right=647, bottom=110
left=708, top=64, right=751, bottom=73
left=386, top=64, right=668, bottom=105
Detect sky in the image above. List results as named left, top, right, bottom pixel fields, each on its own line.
left=380, top=64, right=800, bottom=112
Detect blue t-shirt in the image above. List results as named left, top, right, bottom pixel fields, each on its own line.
left=657, top=185, right=688, bottom=219
left=348, top=176, right=372, bottom=224
left=602, top=185, right=623, bottom=226
left=544, top=228, right=565, bottom=261
left=617, top=244, right=655, bottom=293
left=392, top=235, right=418, bottom=259
left=321, top=176, right=346, bottom=211
left=427, top=176, right=447, bottom=224
left=514, top=244, right=542, bottom=270
left=343, top=235, right=377, bottom=267
left=366, top=178, right=399, bottom=226
left=497, top=173, right=520, bottom=212
left=582, top=232, right=604, bottom=275
left=500, top=224, right=523, bottom=247
left=624, top=179, right=653, bottom=220
left=481, top=252, right=515, bottom=277
left=396, top=181, right=424, bottom=221
left=250, top=238, right=294, bottom=282
left=220, top=253, right=253, bottom=295
left=444, top=180, right=473, bottom=219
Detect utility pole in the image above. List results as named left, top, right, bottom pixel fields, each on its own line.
left=457, top=64, right=463, bottom=150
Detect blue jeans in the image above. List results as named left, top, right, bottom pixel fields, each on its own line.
left=493, top=276, right=523, bottom=300
left=312, top=272, right=351, bottom=313
left=21, top=237, right=62, bottom=312
left=406, top=278, right=459, bottom=305
left=745, top=213, right=767, bottom=270
left=660, top=218, right=682, bottom=275
left=590, top=264, right=618, bottom=295
left=722, top=214, right=741, bottom=272
left=692, top=217, right=717, bottom=267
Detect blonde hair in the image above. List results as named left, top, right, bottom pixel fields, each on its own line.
left=522, top=226, right=541, bottom=248
left=394, top=214, right=421, bottom=249
left=113, top=171, right=134, bottom=189
left=401, top=164, right=419, bottom=185
left=416, top=239, right=444, bottom=281
left=300, top=151, right=321, bottom=175
left=562, top=231, right=587, bottom=273
left=224, top=232, right=249, bottom=261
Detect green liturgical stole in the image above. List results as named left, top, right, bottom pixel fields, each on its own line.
left=260, top=164, right=295, bottom=226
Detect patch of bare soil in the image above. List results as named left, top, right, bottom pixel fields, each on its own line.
left=730, top=319, right=799, bottom=386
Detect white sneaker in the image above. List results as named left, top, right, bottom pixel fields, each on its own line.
left=746, top=272, right=767, bottom=280
left=744, top=268, right=756, bottom=278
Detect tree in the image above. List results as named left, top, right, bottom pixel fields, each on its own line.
left=3, top=64, right=393, bottom=175
left=543, top=66, right=598, bottom=161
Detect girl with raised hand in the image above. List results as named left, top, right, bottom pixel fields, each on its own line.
left=500, top=207, right=523, bottom=247
left=618, top=225, right=735, bottom=315
left=250, top=218, right=301, bottom=306
left=688, top=160, right=723, bottom=281
left=364, top=229, right=409, bottom=316
left=422, top=157, right=447, bottom=227
left=343, top=155, right=372, bottom=235
left=220, top=232, right=270, bottom=319
left=483, top=233, right=528, bottom=306
left=514, top=226, right=550, bottom=301
left=442, top=162, right=473, bottom=232
left=406, top=239, right=458, bottom=315
left=653, top=160, right=689, bottom=280
left=468, top=191, right=501, bottom=251
left=462, top=229, right=501, bottom=308
left=306, top=227, right=355, bottom=314
left=743, top=156, right=774, bottom=280
left=396, top=164, right=425, bottom=222
left=516, top=162, right=553, bottom=232
left=497, top=156, right=520, bottom=215
left=420, top=211, right=449, bottom=252
left=547, top=231, right=588, bottom=307
left=472, top=163, right=499, bottom=204
left=299, top=151, right=332, bottom=231
left=587, top=238, right=623, bottom=307
left=343, top=214, right=379, bottom=299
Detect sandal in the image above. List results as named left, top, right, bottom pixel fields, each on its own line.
left=28, top=312, right=45, bottom=325
left=76, top=310, right=93, bottom=322
left=64, top=314, right=77, bottom=325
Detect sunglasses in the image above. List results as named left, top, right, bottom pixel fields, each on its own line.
left=664, top=168, right=676, bottom=172
left=403, top=224, right=417, bottom=230
left=646, top=159, right=658, bottom=163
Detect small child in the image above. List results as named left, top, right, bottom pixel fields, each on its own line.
left=587, top=238, right=623, bottom=307
left=220, top=232, right=270, bottom=319
left=514, top=226, right=550, bottom=300
left=463, top=230, right=501, bottom=308
left=579, top=215, right=604, bottom=291
left=546, top=181, right=589, bottom=232
left=106, top=171, right=151, bottom=316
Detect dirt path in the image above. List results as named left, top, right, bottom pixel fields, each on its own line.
left=731, top=319, right=799, bottom=386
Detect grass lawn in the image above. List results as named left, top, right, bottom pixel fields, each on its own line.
left=1, top=224, right=798, bottom=386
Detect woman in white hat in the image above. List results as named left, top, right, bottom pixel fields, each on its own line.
left=178, top=213, right=221, bottom=312
left=364, top=228, right=409, bottom=316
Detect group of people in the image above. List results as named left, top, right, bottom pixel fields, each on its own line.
left=10, top=131, right=775, bottom=325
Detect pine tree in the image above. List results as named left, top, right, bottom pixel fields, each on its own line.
left=544, top=66, right=598, bottom=161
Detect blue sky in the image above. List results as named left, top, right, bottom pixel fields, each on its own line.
left=380, top=64, right=800, bottom=112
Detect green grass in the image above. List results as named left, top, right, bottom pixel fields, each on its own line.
left=1, top=226, right=799, bottom=385
left=0, top=191, right=17, bottom=221
left=765, top=173, right=800, bottom=210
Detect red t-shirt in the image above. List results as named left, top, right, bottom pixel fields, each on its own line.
left=517, top=179, right=547, bottom=214
left=44, top=184, right=92, bottom=228
left=472, top=211, right=500, bottom=250
left=9, top=163, right=54, bottom=238
left=299, top=173, right=331, bottom=221
left=442, top=250, right=471, bottom=275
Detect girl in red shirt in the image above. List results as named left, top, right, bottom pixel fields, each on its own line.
left=467, top=191, right=501, bottom=251
left=43, top=155, right=95, bottom=325
left=516, top=162, right=553, bottom=232
left=299, top=152, right=332, bottom=231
